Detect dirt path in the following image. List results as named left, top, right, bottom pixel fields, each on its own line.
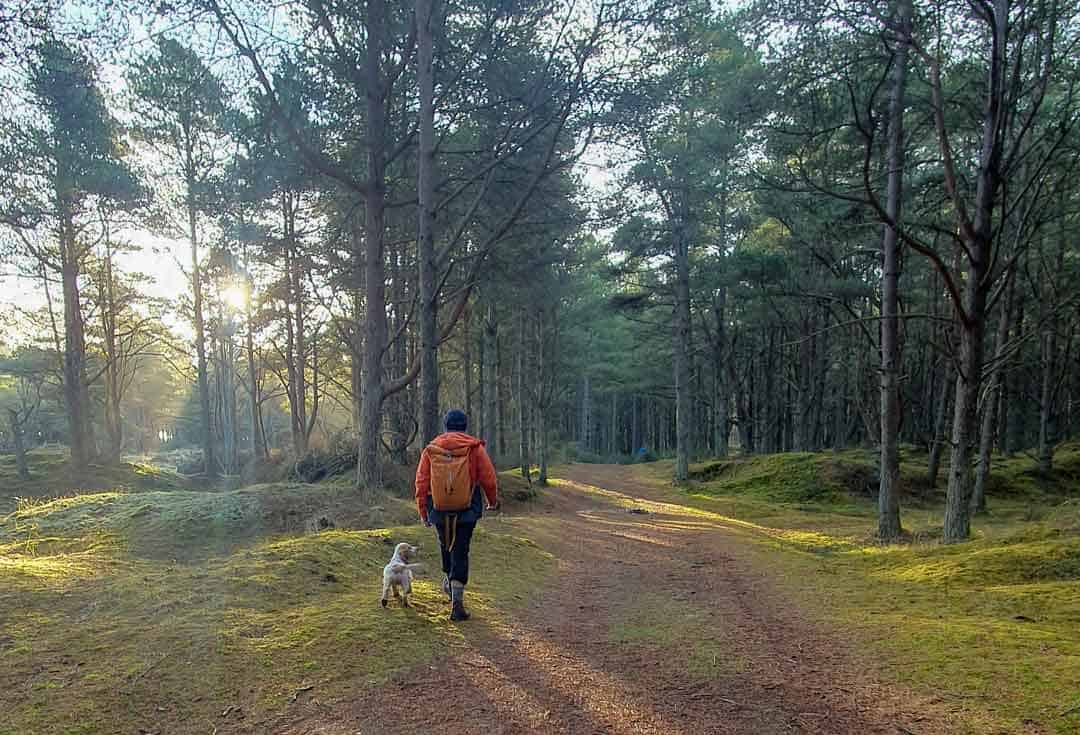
left=280, top=464, right=957, bottom=735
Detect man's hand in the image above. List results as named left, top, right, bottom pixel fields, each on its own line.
left=485, top=501, right=500, bottom=512
left=422, top=517, right=432, bottom=527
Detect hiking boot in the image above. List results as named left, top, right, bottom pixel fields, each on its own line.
left=450, top=600, right=471, bottom=621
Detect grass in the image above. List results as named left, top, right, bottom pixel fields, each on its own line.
left=0, top=464, right=554, bottom=735
left=609, top=448, right=1080, bottom=734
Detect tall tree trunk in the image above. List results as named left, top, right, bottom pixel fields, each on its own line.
left=944, top=257, right=990, bottom=542
left=1004, top=294, right=1025, bottom=454
left=673, top=228, right=692, bottom=481
left=187, top=159, right=215, bottom=477
left=58, top=199, right=91, bottom=471
left=941, top=0, right=1007, bottom=544
left=416, top=0, right=440, bottom=444
left=711, top=292, right=729, bottom=457
left=497, top=332, right=507, bottom=457
left=580, top=375, right=591, bottom=450
left=927, top=361, right=952, bottom=488
left=1038, top=324, right=1060, bottom=477
left=100, top=233, right=123, bottom=461
left=877, top=0, right=911, bottom=541
left=220, top=312, right=239, bottom=475
left=517, top=311, right=530, bottom=482
left=477, top=314, right=486, bottom=439
left=482, top=301, right=498, bottom=457
left=537, top=308, right=549, bottom=485
left=464, top=310, right=473, bottom=419
left=972, top=267, right=1015, bottom=513
left=8, top=410, right=31, bottom=480
left=1038, top=215, right=1067, bottom=476
left=244, top=243, right=266, bottom=464
left=357, top=0, right=390, bottom=491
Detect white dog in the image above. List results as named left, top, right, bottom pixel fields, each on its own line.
left=380, top=542, right=423, bottom=608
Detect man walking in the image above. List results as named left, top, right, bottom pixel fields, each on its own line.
left=415, top=409, right=498, bottom=621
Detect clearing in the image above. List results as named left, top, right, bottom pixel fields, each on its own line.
left=279, top=464, right=1002, bottom=735
left=2, top=454, right=1077, bottom=734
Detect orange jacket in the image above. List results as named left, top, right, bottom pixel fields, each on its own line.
left=415, top=432, right=498, bottom=522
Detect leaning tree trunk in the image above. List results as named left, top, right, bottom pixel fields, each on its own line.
left=877, top=0, right=911, bottom=541
left=416, top=0, right=440, bottom=445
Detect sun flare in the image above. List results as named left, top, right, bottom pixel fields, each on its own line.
left=221, top=283, right=248, bottom=311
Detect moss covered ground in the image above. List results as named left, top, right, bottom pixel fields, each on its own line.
left=0, top=459, right=553, bottom=735
left=618, top=447, right=1080, bottom=734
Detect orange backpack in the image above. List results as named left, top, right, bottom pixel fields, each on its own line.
left=426, top=442, right=474, bottom=511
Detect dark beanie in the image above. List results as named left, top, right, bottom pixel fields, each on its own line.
left=444, top=409, right=468, bottom=432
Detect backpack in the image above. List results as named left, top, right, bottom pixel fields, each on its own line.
left=426, top=442, right=474, bottom=511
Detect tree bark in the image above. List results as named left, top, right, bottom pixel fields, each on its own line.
left=941, top=0, right=1007, bottom=544
left=1038, top=213, right=1067, bottom=476
left=57, top=193, right=91, bottom=471
left=517, top=310, right=531, bottom=481
left=877, top=0, right=911, bottom=541
left=8, top=409, right=31, bottom=480
left=100, top=232, right=123, bottom=461
left=674, top=227, right=692, bottom=481
left=416, top=0, right=440, bottom=445
left=357, top=0, right=390, bottom=491
left=972, top=266, right=1015, bottom=513
left=482, top=301, right=498, bottom=457
left=1004, top=293, right=1025, bottom=454
left=187, top=152, right=216, bottom=477
left=244, top=242, right=266, bottom=464
left=927, top=361, right=951, bottom=488
left=537, top=308, right=549, bottom=485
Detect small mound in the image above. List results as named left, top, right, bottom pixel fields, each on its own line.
left=687, top=452, right=847, bottom=504
left=891, top=535, right=1080, bottom=586
left=0, top=451, right=192, bottom=512
left=2, top=483, right=416, bottom=561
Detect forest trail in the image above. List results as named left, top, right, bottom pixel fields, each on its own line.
left=278, top=465, right=957, bottom=735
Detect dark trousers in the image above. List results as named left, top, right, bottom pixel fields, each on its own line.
left=435, top=516, right=475, bottom=585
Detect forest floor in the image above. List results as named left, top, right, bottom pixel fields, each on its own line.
left=280, top=463, right=967, bottom=735
left=2, top=451, right=1077, bottom=734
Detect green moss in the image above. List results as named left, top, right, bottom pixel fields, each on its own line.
left=0, top=450, right=191, bottom=513
left=0, top=484, right=554, bottom=735
left=2, top=482, right=423, bottom=561
left=603, top=461, right=1080, bottom=735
